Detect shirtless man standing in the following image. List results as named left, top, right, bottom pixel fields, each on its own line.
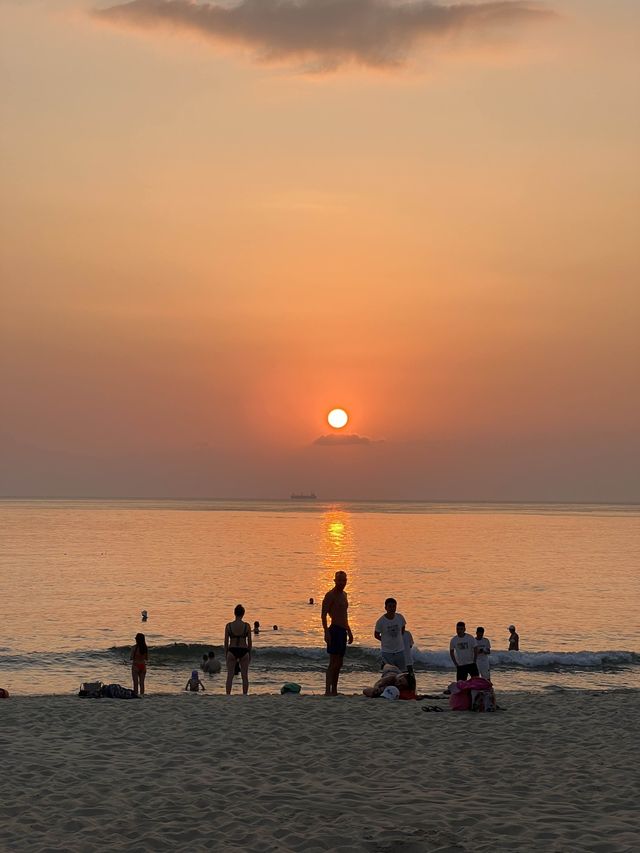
left=321, top=570, right=353, bottom=696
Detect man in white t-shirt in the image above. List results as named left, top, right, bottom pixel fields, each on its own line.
left=449, top=621, right=479, bottom=681
left=475, top=627, right=491, bottom=680
left=374, top=598, right=407, bottom=670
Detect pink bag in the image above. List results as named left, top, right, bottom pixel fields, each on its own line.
left=448, top=689, right=471, bottom=711
left=448, top=677, right=493, bottom=711
left=465, top=677, right=493, bottom=692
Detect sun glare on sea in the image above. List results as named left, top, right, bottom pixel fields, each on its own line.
left=327, top=408, right=349, bottom=429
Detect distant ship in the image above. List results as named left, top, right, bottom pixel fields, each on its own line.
left=290, top=492, right=317, bottom=500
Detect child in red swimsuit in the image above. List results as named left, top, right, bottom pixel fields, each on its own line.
left=130, top=633, right=148, bottom=696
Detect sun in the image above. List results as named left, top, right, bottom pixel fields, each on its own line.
left=327, top=408, right=349, bottom=429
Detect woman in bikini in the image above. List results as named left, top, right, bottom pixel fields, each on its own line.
left=224, top=604, right=252, bottom=695
left=130, top=632, right=148, bottom=696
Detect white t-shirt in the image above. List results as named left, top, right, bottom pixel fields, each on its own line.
left=449, top=633, right=477, bottom=665
left=476, top=638, right=491, bottom=656
left=375, top=613, right=406, bottom=653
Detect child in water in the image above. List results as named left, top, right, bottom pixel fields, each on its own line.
left=185, top=670, right=205, bottom=692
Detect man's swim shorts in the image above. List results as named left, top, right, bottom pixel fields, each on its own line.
left=326, top=624, right=348, bottom=656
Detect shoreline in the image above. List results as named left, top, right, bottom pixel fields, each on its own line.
left=2, top=683, right=639, bottom=699
left=2, top=691, right=638, bottom=852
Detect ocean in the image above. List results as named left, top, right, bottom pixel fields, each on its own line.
left=1, top=499, right=639, bottom=696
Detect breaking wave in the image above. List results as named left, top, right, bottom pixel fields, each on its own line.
left=2, top=644, right=637, bottom=672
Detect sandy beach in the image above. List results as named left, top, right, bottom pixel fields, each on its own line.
left=1, top=690, right=637, bottom=852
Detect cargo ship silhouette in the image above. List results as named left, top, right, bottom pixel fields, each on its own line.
left=290, top=492, right=317, bottom=500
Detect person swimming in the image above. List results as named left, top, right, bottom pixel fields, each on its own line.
left=203, top=651, right=221, bottom=674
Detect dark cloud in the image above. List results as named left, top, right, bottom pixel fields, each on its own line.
left=94, top=0, right=555, bottom=71
left=313, top=433, right=375, bottom=446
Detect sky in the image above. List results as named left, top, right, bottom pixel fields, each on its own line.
left=1, top=0, right=639, bottom=501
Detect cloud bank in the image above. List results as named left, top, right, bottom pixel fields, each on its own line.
left=313, top=433, right=375, bottom=445
left=94, top=0, right=555, bottom=71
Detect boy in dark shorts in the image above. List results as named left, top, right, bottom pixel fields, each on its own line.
left=449, top=621, right=479, bottom=681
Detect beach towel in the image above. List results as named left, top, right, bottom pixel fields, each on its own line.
left=398, top=689, right=417, bottom=700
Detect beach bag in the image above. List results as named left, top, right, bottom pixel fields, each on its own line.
left=78, top=681, right=103, bottom=698
left=448, top=677, right=494, bottom=711
left=280, top=683, right=302, bottom=694
left=471, top=688, right=497, bottom=712
left=101, top=683, right=138, bottom=699
left=465, top=677, right=493, bottom=692
left=448, top=688, right=471, bottom=711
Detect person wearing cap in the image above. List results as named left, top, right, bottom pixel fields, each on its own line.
left=449, top=621, right=479, bottom=681
left=185, top=670, right=206, bottom=692
left=362, top=666, right=413, bottom=698
left=508, top=625, right=520, bottom=651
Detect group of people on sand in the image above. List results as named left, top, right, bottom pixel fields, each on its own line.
left=129, top=572, right=521, bottom=696
left=322, top=570, right=521, bottom=697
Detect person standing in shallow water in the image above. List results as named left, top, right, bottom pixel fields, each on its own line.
left=224, top=604, right=252, bottom=695
left=130, top=633, right=148, bottom=696
left=508, top=625, right=520, bottom=651
left=321, top=570, right=353, bottom=696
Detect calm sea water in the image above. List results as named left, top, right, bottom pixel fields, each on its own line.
left=1, top=499, right=639, bottom=696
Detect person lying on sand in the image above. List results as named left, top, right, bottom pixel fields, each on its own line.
left=363, top=665, right=415, bottom=698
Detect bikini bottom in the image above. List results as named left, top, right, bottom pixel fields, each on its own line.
left=229, top=648, right=249, bottom=660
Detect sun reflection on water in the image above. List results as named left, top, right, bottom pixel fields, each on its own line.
left=314, top=508, right=362, bottom=641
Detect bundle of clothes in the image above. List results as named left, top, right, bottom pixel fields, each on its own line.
left=78, top=681, right=138, bottom=699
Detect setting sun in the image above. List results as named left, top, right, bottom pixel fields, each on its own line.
left=327, top=408, right=349, bottom=429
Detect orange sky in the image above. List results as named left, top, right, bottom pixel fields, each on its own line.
left=1, top=0, right=639, bottom=500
